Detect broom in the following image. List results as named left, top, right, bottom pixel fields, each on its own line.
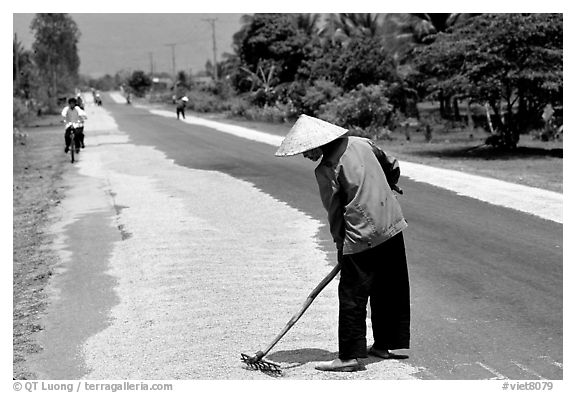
left=241, top=263, right=341, bottom=375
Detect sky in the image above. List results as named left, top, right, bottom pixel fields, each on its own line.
left=13, top=13, right=246, bottom=78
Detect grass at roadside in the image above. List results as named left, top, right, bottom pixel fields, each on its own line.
left=382, top=132, right=563, bottom=194
left=13, top=117, right=67, bottom=379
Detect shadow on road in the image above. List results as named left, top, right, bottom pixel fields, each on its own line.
left=267, top=348, right=336, bottom=366
left=266, top=348, right=407, bottom=368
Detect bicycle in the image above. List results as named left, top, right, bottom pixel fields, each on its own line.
left=64, top=121, right=82, bottom=163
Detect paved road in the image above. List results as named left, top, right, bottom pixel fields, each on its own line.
left=31, top=94, right=562, bottom=380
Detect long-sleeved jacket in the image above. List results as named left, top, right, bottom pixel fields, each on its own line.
left=315, top=136, right=407, bottom=255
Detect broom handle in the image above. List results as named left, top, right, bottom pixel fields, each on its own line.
left=260, top=263, right=341, bottom=357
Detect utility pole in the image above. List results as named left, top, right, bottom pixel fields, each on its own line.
left=202, top=18, right=218, bottom=80
left=149, top=52, right=155, bottom=76
left=165, top=43, right=177, bottom=80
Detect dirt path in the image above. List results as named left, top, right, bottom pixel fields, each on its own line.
left=13, top=119, right=68, bottom=380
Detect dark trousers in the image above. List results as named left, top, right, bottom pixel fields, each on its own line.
left=65, top=126, right=84, bottom=149
left=338, top=232, right=410, bottom=359
left=176, top=107, right=185, bottom=119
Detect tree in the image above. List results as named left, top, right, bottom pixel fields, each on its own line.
left=311, top=14, right=425, bottom=117
left=127, top=70, right=152, bottom=97
left=175, top=70, right=190, bottom=89
left=238, top=14, right=309, bottom=86
left=318, top=82, right=394, bottom=136
left=337, top=13, right=382, bottom=38
left=413, top=13, right=562, bottom=148
left=83, top=74, right=117, bottom=91
left=318, top=13, right=387, bottom=49
left=30, top=13, right=81, bottom=107
left=13, top=34, right=37, bottom=99
left=380, top=13, right=479, bottom=60
left=379, top=14, right=482, bottom=120
left=307, top=35, right=398, bottom=92
left=291, top=13, right=322, bottom=36
left=231, top=14, right=254, bottom=54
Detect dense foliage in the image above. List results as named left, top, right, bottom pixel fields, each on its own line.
left=318, top=82, right=394, bottom=137
left=13, top=13, right=563, bottom=148
left=238, top=14, right=310, bottom=86
left=216, top=13, right=563, bottom=147
left=127, top=71, right=153, bottom=97
left=14, top=13, right=81, bottom=118
left=413, top=13, right=563, bottom=147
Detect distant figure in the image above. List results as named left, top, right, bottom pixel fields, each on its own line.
left=76, top=93, right=85, bottom=110
left=176, top=96, right=188, bottom=120
left=92, top=89, right=102, bottom=106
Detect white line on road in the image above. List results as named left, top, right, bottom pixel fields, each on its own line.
left=539, top=355, right=563, bottom=369
left=511, top=361, right=545, bottom=379
left=400, top=161, right=562, bottom=224
left=476, top=361, right=508, bottom=380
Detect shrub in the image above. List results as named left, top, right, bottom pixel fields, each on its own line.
left=147, top=91, right=173, bottom=104
left=127, top=70, right=152, bottom=97
left=318, top=82, right=393, bottom=137
left=13, top=98, right=35, bottom=126
left=301, top=79, right=342, bottom=116
left=202, top=79, right=234, bottom=100
left=248, top=87, right=278, bottom=107
left=228, top=97, right=252, bottom=118
left=181, top=89, right=235, bottom=113
left=243, top=104, right=288, bottom=123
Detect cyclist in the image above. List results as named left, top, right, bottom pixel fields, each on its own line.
left=61, top=97, right=88, bottom=153
left=94, top=91, right=102, bottom=106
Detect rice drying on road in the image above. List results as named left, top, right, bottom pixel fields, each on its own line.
left=54, top=106, right=420, bottom=379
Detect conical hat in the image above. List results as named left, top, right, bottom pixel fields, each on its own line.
left=275, top=115, right=348, bottom=157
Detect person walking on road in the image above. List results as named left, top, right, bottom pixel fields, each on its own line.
left=176, top=96, right=188, bottom=120
left=61, top=97, right=88, bottom=152
left=275, top=115, right=411, bottom=372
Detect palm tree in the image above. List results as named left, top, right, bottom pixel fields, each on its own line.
left=392, top=13, right=481, bottom=45
left=344, top=13, right=382, bottom=37
left=13, top=34, right=25, bottom=83
left=399, top=13, right=481, bottom=119
left=340, top=13, right=383, bottom=38
left=291, top=13, right=321, bottom=36
left=319, top=13, right=385, bottom=45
